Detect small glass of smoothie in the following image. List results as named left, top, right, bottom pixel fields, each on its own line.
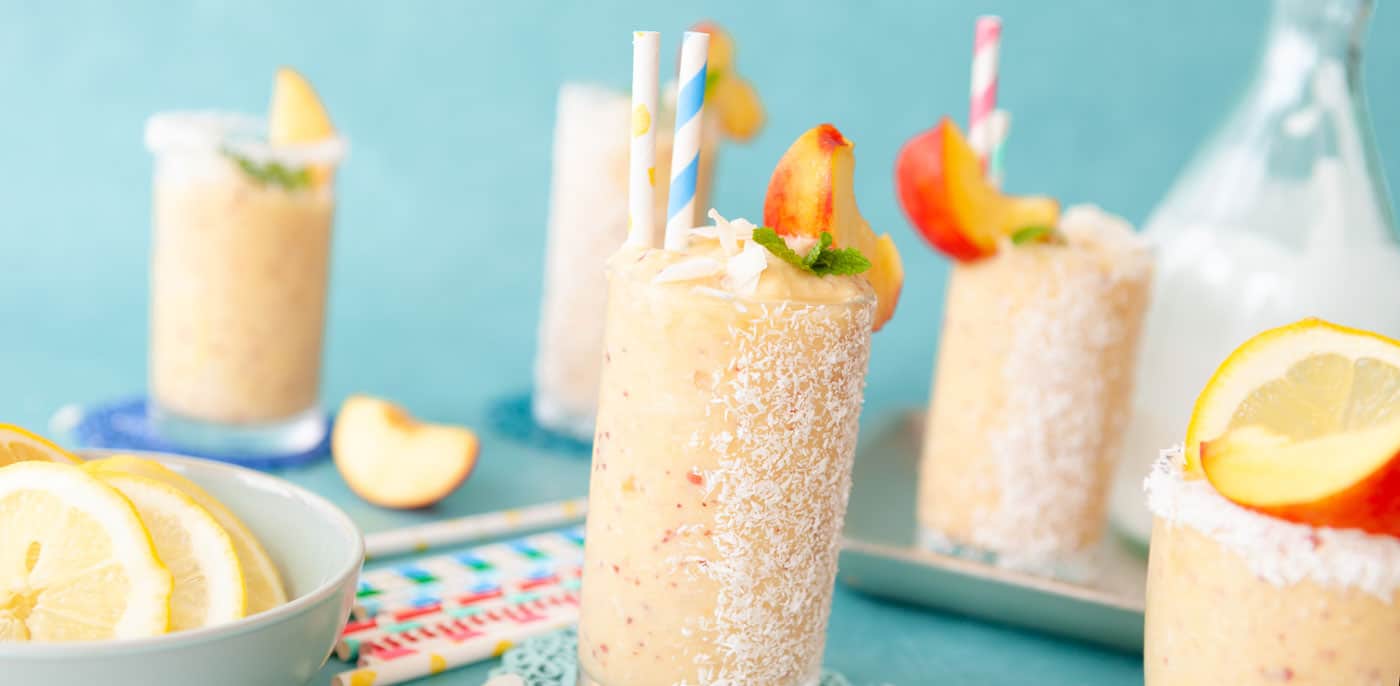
left=144, top=110, right=345, bottom=457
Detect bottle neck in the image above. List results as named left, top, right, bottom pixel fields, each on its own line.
left=1265, top=0, right=1370, bottom=77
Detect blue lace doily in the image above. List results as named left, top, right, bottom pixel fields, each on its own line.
left=486, top=391, right=592, bottom=457
left=60, top=396, right=330, bottom=470
left=488, top=628, right=852, bottom=686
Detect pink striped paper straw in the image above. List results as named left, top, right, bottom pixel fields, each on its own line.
left=968, top=15, right=1002, bottom=162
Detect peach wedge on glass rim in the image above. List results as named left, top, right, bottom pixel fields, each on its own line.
left=894, top=117, right=1059, bottom=261
left=763, top=124, right=903, bottom=330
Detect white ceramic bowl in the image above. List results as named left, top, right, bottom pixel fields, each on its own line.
left=0, top=451, right=363, bottom=686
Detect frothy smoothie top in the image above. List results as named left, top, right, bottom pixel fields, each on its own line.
left=610, top=213, right=874, bottom=306
left=1145, top=450, right=1400, bottom=600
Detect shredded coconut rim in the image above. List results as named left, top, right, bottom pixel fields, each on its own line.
left=1145, top=448, right=1400, bottom=601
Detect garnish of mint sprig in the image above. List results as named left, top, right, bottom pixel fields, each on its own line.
left=1010, top=225, right=1066, bottom=246
left=222, top=149, right=312, bottom=191
left=751, top=228, right=871, bottom=276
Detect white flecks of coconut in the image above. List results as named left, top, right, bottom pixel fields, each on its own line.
left=654, top=257, right=722, bottom=284
left=686, top=299, right=874, bottom=685
left=1146, top=450, right=1400, bottom=602
left=922, top=204, right=1152, bottom=575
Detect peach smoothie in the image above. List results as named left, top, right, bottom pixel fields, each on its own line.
left=917, top=206, right=1153, bottom=571
left=1144, top=454, right=1400, bottom=685
left=533, top=23, right=764, bottom=439
left=577, top=124, right=902, bottom=686
left=146, top=85, right=344, bottom=453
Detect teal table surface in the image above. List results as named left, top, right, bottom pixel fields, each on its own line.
left=2, top=1, right=1398, bottom=684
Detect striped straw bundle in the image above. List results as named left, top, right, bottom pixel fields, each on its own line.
left=625, top=29, right=711, bottom=252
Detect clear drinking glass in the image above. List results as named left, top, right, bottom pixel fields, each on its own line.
left=145, top=112, right=346, bottom=458
left=1112, top=0, right=1400, bottom=542
left=575, top=246, right=874, bottom=686
left=532, top=84, right=718, bottom=439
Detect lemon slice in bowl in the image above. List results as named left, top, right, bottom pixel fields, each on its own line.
left=1184, top=318, right=1400, bottom=477
left=84, top=456, right=288, bottom=615
left=0, top=424, right=81, bottom=467
left=90, top=472, right=245, bottom=631
left=0, top=462, right=171, bottom=641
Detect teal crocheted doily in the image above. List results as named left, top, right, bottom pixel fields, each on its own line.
left=488, top=628, right=852, bottom=686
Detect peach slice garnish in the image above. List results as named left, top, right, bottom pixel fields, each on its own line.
left=894, top=117, right=1058, bottom=261
left=763, top=124, right=903, bottom=331
left=1201, top=422, right=1400, bottom=537
left=333, top=395, right=480, bottom=509
left=691, top=21, right=764, bottom=142
left=268, top=67, right=335, bottom=184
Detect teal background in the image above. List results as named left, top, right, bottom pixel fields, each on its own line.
left=0, top=1, right=1395, bottom=684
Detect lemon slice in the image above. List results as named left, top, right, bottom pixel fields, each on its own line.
left=84, top=456, right=288, bottom=615
left=0, top=462, right=171, bottom=641
left=90, top=473, right=245, bottom=631
left=0, top=424, right=81, bottom=467
left=1184, top=318, right=1400, bottom=477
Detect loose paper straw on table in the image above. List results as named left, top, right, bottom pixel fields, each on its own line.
left=968, top=15, right=1002, bottom=166
left=341, top=567, right=583, bottom=660
left=662, top=30, right=710, bottom=251
left=355, top=527, right=585, bottom=616
left=363, top=497, right=588, bottom=559
left=331, top=589, right=580, bottom=686
left=626, top=30, right=661, bottom=248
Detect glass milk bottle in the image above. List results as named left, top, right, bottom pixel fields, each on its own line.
left=1112, top=0, right=1399, bottom=542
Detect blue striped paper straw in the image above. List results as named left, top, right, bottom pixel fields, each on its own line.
left=626, top=31, right=660, bottom=248
left=663, top=31, right=710, bottom=251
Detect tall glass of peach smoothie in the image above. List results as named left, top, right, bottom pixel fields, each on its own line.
left=895, top=120, right=1152, bottom=574
left=145, top=72, right=344, bottom=457
left=577, top=124, right=902, bottom=686
left=917, top=206, right=1153, bottom=572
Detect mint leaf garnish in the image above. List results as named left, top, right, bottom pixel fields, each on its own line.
left=752, top=228, right=871, bottom=277
left=223, top=149, right=312, bottom=191
left=1010, top=226, right=1054, bottom=245
left=802, top=232, right=832, bottom=268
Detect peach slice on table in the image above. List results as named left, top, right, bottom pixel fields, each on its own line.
left=764, top=124, right=904, bottom=331
left=333, top=395, right=480, bottom=509
left=1201, top=422, right=1400, bottom=537
left=894, top=117, right=1059, bottom=261
left=690, top=20, right=764, bottom=141
left=268, top=66, right=336, bottom=184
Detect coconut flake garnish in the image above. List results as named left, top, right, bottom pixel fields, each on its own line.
left=707, top=208, right=744, bottom=256
left=653, top=257, right=722, bottom=284
left=723, top=240, right=768, bottom=296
